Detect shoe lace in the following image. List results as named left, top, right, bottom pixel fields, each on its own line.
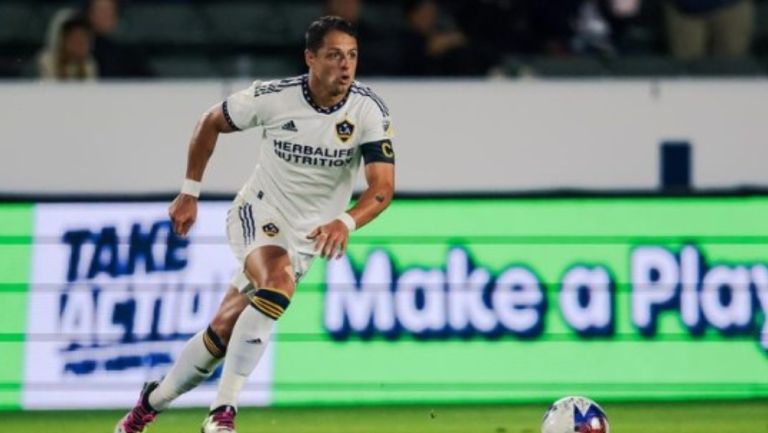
left=212, top=408, right=236, bottom=429
left=124, top=404, right=157, bottom=433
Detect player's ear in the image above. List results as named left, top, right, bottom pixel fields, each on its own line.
left=304, top=49, right=314, bottom=69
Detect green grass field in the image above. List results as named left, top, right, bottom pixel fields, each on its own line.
left=2, top=400, right=767, bottom=433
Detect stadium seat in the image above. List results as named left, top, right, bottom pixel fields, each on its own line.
left=526, top=56, right=607, bottom=78
left=149, top=56, right=218, bottom=78
left=608, top=56, right=686, bottom=77
left=216, top=55, right=300, bottom=80
left=686, top=57, right=766, bottom=77
left=0, top=57, right=22, bottom=77
left=119, top=4, right=209, bottom=46
left=754, top=0, right=768, bottom=54
left=203, top=3, right=288, bottom=47
left=360, top=3, right=404, bottom=30
left=277, top=3, right=325, bottom=46
left=0, top=3, right=44, bottom=44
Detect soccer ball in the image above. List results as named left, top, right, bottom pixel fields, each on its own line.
left=541, top=396, right=609, bottom=433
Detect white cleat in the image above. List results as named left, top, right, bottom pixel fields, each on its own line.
left=201, top=405, right=237, bottom=433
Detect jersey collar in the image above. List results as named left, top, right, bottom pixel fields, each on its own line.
left=301, top=74, right=350, bottom=115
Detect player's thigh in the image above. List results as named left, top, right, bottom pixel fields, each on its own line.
left=209, top=286, right=250, bottom=343
left=244, top=245, right=297, bottom=297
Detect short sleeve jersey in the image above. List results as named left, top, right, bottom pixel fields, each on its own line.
left=223, top=74, right=394, bottom=234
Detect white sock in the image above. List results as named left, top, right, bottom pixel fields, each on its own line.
left=149, top=330, right=223, bottom=411
left=211, top=307, right=274, bottom=410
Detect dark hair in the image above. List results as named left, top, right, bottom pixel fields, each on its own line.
left=61, top=14, right=92, bottom=36
left=305, top=15, right=357, bottom=52
left=83, top=0, right=121, bottom=16
left=403, top=0, right=432, bottom=15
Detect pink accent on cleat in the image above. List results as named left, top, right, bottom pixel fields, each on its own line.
left=201, top=405, right=237, bottom=433
left=114, top=381, right=159, bottom=433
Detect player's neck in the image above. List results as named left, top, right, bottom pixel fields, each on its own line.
left=307, top=75, right=346, bottom=109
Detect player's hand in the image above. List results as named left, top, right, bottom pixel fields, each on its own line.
left=168, top=193, right=198, bottom=236
left=307, top=219, right=349, bottom=259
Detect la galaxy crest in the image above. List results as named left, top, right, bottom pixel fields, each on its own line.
left=335, top=119, right=355, bottom=143
left=262, top=222, right=279, bottom=237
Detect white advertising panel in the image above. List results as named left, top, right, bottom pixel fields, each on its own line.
left=1, top=80, right=767, bottom=194
left=22, top=202, right=273, bottom=409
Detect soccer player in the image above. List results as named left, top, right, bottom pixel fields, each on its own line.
left=114, top=16, right=395, bottom=433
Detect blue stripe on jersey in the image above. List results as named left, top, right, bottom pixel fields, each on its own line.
left=350, top=83, right=390, bottom=117
left=221, top=101, right=241, bottom=131
left=245, top=203, right=256, bottom=243
left=238, top=205, right=249, bottom=245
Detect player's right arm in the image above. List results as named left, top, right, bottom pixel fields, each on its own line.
left=169, top=80, right=267, bottom=236
left=169, top=104, right=237, bottom=236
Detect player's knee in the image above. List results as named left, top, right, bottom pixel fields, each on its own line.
left=260, top=272, right=295, bottom=295
left=248, top=285, right=294, bottom=321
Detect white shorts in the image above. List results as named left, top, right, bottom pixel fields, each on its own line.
left=226, top=194, right=316, bottom=292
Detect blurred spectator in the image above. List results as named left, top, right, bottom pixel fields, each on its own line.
left=453, top=0, right=536, bottom=55
left=326, top=0, right=399, bottom=75
left=399, top=0, right=491, bottom=76
left=84, top=0, right=152, bottom=78
left=601, top=0, right=652, bottom=54
left=530, top=0, right=641, bottom=56
left=37, top=9, right=98, bottom=80
left=530, top=0, right=585, bottom=55
left=663, top=0, right=754, bottom=60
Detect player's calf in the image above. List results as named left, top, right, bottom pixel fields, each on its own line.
left=204, top=286, right=294, bottom=433
left=208, top=287, right=251, bottom=344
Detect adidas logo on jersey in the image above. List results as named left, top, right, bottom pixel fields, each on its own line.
left=281, top=120, right=298, bottom=132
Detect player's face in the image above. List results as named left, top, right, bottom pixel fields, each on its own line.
left=307, top=31, right=358, bottom=97
left=89, top=0, right=118, bottom=35
left=62, top=28, right=92, bottom=61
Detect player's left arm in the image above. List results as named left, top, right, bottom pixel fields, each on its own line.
left=348, top=161, right=395, bottom=229
left=347, top=100, right=397, bottom=232
left=308, top=160, right=395, bottom=259
left=309, top=98, right=396, bottom=259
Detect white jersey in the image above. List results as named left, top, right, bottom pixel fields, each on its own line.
left=223, top=74, right=394, bottom=234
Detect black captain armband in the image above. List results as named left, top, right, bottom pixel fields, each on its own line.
left=360, top=139, right=395, bottom=164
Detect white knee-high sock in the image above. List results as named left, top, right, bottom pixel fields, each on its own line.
left=211, top=306, right=275, bottom=410
left=149, top=329, right=223, bottom=411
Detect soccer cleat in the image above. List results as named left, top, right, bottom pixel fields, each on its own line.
left=113, top=381, right=160, bottom=433
left=201, top=405, right=237, bottom=433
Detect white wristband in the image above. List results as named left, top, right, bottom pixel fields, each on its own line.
left=181, top=179, right=201, bottom=198
left=336, top=212, right=356, bottom=232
